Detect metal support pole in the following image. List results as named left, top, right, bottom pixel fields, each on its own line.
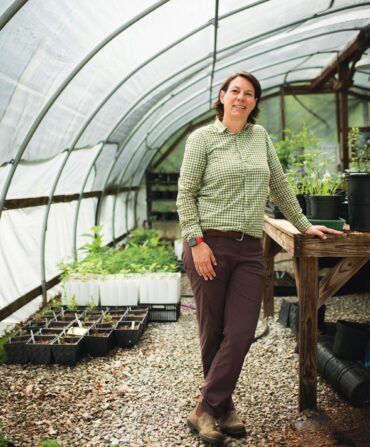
left=209, top=0, right=219, bottom=107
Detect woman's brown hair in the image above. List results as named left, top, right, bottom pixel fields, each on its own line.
left=213, top=71, right=261, bottom=124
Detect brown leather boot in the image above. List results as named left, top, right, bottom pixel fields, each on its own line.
left=187, top=402, right=225, bottom=446
left=218, top=410, right=247, bottom=438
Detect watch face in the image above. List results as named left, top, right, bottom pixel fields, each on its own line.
left=188, top=238, right=197, bottom=247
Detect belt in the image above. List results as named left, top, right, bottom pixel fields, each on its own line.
left=204, top=229, right=247, bottom=242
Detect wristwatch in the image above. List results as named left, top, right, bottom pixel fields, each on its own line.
left=188, top=237, right=204, bottom=247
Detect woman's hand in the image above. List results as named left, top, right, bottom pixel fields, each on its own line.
left=191, top=242, right=217, bottom=280
left=305, top=225, right=343, bottom=239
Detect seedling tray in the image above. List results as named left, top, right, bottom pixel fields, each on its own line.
left=308, top=217, right=346, bottom=230
left=148, top=303, right=181, bottom=322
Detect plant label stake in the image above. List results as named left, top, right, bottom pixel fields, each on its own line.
left=30, top=330, right=35, bottom=343
left=131, top=321, right=135, bottom=330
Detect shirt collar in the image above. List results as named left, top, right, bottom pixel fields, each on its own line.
left=214, top=118, right=251, bottom=134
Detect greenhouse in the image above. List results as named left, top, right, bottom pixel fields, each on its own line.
left=0, top=1, right=369, bottom=446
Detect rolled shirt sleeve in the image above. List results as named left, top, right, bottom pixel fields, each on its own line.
left=176, top=130, right=207, bottom=240
left=265, top=131, right=312, bottom=233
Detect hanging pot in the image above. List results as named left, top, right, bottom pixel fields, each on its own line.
left=347, top=172, right=370, bottom=231
left=310, top=195, right=342, bottom=220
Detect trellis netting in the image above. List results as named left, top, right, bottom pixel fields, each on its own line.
left=0, top=0, right=369, bottom=334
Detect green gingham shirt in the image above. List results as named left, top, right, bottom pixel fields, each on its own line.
left=176, top=119, right=311, bottom=240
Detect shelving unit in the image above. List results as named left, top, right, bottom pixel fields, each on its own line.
left=146, top=172, right=179, bottom=223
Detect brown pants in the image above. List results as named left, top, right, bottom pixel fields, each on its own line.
left=183, top=233, right=266, bottom=418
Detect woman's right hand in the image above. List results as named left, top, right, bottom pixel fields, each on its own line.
left=191, top=242, right=217, bottom=280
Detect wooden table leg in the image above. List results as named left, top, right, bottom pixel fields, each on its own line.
left=297, top=256, right=318, bottom=412
left=262, top=233, right=281, bottom=318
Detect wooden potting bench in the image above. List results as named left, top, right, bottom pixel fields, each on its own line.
left=262, top=214, right=370, bottom=412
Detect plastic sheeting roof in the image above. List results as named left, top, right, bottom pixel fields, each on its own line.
left=0, top=1, right=369, bottom=333
left=0, top=0, right=369, bottom=200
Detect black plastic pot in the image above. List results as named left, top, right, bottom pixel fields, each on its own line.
left=126, top=308, right=149, bottom=329
left=52, top=336, right=84, bottom=365
left=318, top=335, right=370, bottom=406
left=278, top=297, right=298, bottom=327
left=304, top=195, right=311, bottom=217
left=289, top=302, right=326, bottom=333
left=310, top=195, right=342, bottom=220
left=26, top=335, right=56, bottom=364
left=148, top=303, right=181, bottom=322
left=84, top=328, right=114, bottom=357
left=296, top=194, right=306, bottom=215
left=347, top=172, right=370, bottom=231
left=4, top=335, right=30, bottom=364
left=332, top=320, right=370, bottom=361
left=114, top=321, right=142, bottom=347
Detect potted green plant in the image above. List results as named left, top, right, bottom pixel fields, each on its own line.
left=308, top=170, right=345, bottom=223
left=346, top=128, right=370, bottom=231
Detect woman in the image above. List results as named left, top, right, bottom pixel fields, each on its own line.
left=176, top=71, right=342, bottom=446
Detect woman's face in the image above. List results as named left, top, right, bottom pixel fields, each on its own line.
left=220, top=76, right=257, bottom=122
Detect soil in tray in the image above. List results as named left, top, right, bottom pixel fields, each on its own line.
left=57, top=337, right=80, bottom=344
left=48, top=321, right=72, bottom=329
left=37, top=330, right=63, bottom=337
left=83, top=313, right=103, bottom=320
left=95, top=322, right=116, bottom=330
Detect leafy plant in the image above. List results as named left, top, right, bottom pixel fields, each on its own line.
left=274, top=125, right=321, bottom=172
left=311, top=171, right=344, bottom=196
left=80, top=225, right=108, bottom=255
left=127, top=228, right=161, bottom=248
left=59, top=226, right=179, bottom=280
left=49, top=296, right=62, bottom=311
left=348, top=127, right=370, bottom=172
left=102, top=313, right=112, bottom=322
left=87, top=301, right=97, bottom=312
left=0, top=426, right=14, bottom=446
left=67, top=296, right=78, bottom=312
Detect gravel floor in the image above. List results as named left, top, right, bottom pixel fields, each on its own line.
left=0, top=273, right=369, bottom=447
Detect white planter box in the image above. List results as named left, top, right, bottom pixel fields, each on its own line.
left=62, top=276, right=100, bottom=307
left=139, top=272, right=181, bottom=304
left=100, top=275, right=139, bottom=307
left=174, top=239, right=183, bottom=261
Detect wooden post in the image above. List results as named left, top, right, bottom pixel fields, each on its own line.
left=338, top=61, right=350, bottom=170
left=280, top=86, right=286, bottom=139
left=297, top=257, right=318, bottom=412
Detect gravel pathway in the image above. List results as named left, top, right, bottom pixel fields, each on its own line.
left=0, top=274, right=369, bottom=446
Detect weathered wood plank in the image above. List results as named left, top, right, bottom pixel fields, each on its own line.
left=318, top=257, right=369, bottom=307
left=299, top=233, right=370, bottom=257
left=263, top=217, right=297, bottom=255
left=293, top=256, right=300, bottom=294
left=262, top=233, right=282, bottom=317
left=264, top=215, right=301, bottom=236
left=298, top=257, right=318, bottom=412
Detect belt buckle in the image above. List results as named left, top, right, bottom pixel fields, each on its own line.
left=235, top=232, right=244, bottom=242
